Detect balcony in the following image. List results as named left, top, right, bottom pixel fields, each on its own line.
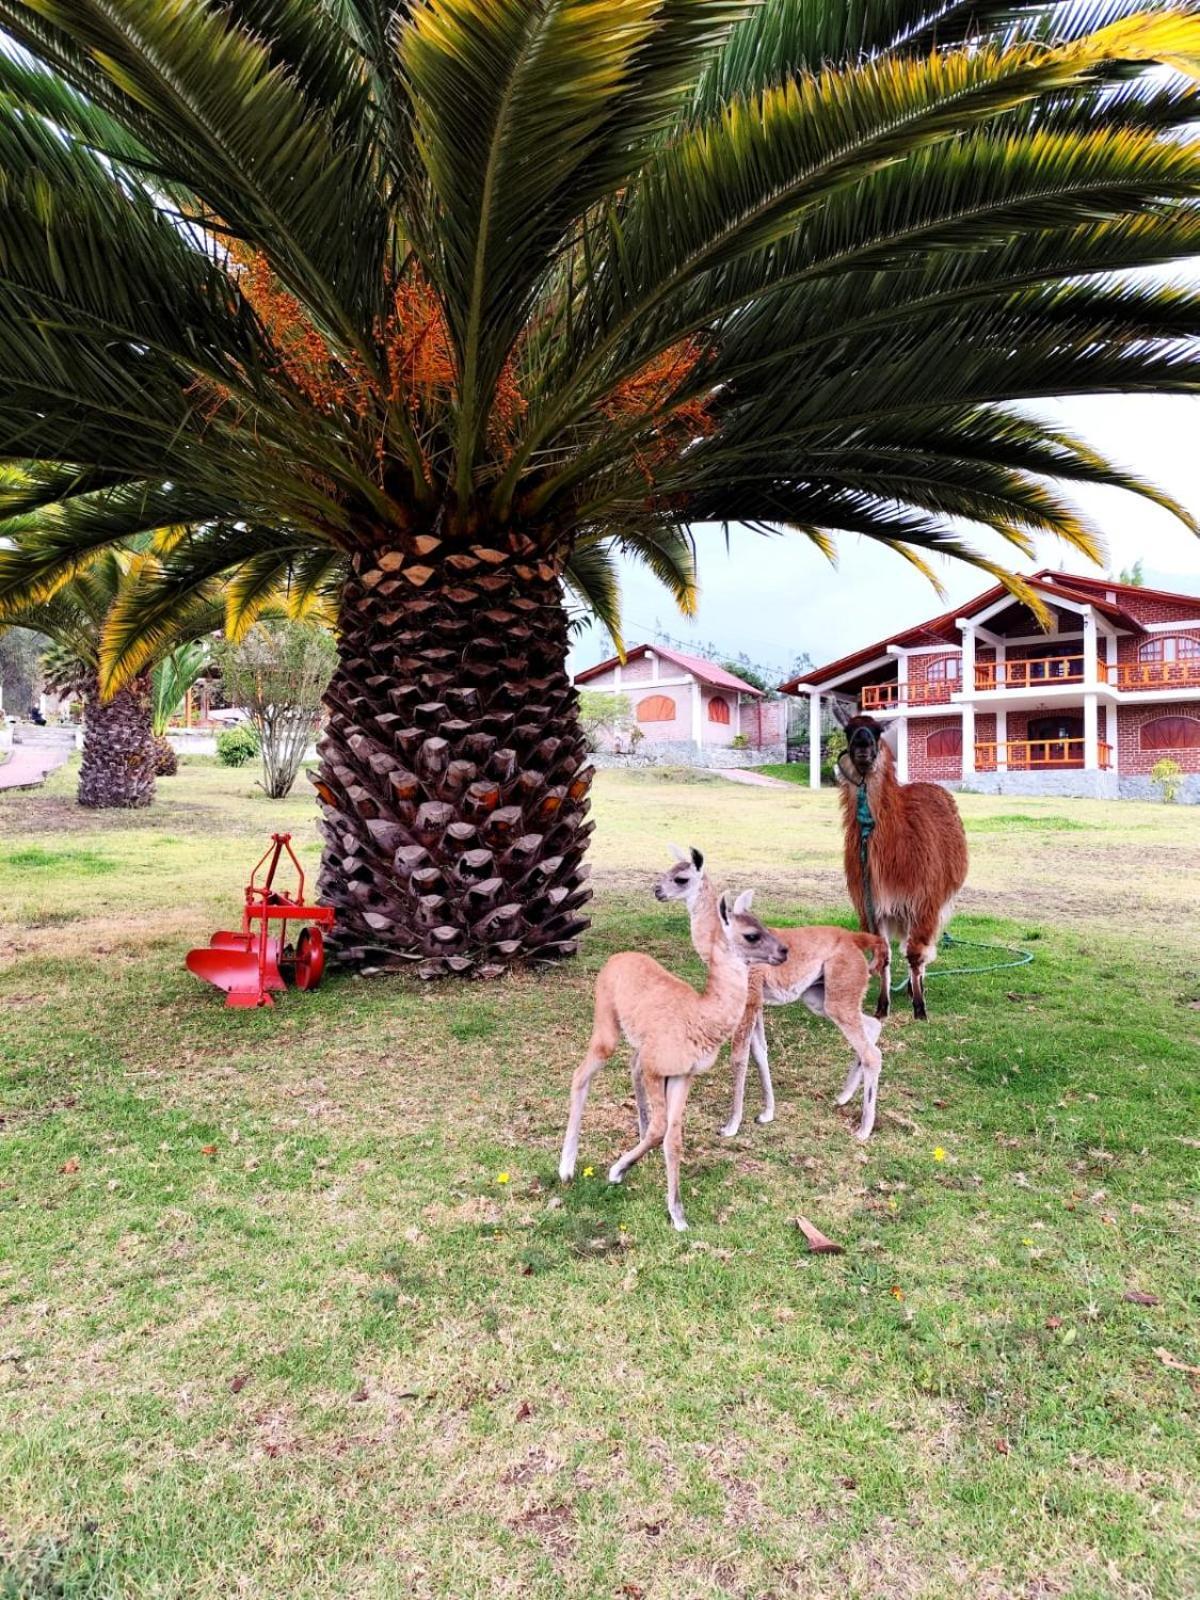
left=860, top=680, right=954, bottom=710
left=1110, top=659, right=1200, bottom=692
left=975, top=739, right=1113, bottom=772
left=974, top=655, right=1098, bottom=690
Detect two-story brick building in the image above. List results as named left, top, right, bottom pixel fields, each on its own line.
left=781, top=570, right=1200, bottom=802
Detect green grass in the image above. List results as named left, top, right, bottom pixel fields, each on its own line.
left=1, top=760, right=1198, bottom=1598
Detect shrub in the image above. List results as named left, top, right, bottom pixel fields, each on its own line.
left=1151, top=756, right=1183, bottom=803
left=216, top=724, right=260, bottom=767
left=152, top=734, right=178, bottom=776
left=730, top=732, right=750, bottom=749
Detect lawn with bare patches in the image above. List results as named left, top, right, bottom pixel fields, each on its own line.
left=1, top=760, right=1198, bottom=1598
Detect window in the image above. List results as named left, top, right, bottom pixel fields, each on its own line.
left=925, top=657, right=961, bottom=683
left=1138, top=636, right=1200, bottom=662
left=708, top=695, right=731, bottom=725
left=1139, top=716, right=1200, bottom=751
left=636, top=694, right=676, bottom=723
left=927, top=727, right=963, bottom=760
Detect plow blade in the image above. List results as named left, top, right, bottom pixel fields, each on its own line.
left=186, top=941, right=286, bottom=1008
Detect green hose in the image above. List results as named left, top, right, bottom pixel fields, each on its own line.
left=889, top=928, right=1034, bottom=991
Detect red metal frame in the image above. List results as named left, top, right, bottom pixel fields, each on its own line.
left=186, top=833, right=335, bottom=1008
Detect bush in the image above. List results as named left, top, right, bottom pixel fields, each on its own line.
left=730, top=732, right=749, bottom=749
left=216, top=724, right=260, bottom=767
left=152, top=734, right=178, bottom=777
left=213, top=622, right=335, bottom=798
left=1151, top=757, right=1183, bottom=803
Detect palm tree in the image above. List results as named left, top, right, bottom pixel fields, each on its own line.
left=150, top=641, right=213, bottom=775
left=0, top=3, right=1198, bottom=974
left=8, top=552, right=159, bottom=808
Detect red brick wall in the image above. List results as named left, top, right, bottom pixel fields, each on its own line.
left=1116, top=702, right=1200, bottom=774
left=1114, top=594, right=1200, bottom=626
left=908, top=714, right=967, bottom=781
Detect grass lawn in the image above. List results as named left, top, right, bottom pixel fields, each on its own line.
left=1, top=759, right=1198, bottom=1599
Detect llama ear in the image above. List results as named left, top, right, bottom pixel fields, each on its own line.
left=717, top=892, right=731, bottom=925
left=690, top=846, right=704, bottom=872
left=831, top=700, right=850, bottom=729
left=733, top=889, right=754, bottom=915
left=668, top=842, right=690, bottom=863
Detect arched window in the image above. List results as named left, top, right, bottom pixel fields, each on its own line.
left=636, top=694, right=677, bottom=724
left=925, top=656, right=962, bottom=683
left=1139, top=716, right=1200, bottom=751
left=1138, top=636, right=1200, bottom=662
left=927, top=727, right=963, bottom=760
left=708, top=695, right=731, bottom=725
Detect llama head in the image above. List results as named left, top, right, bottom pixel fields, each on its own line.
left=717, top=890, right=788, bottom=967
left=654, top=843, right=705, bottom=904
left=839, top=714, right=887, bottom=782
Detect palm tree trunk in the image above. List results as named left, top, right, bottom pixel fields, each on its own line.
left=78, top=671, right=157, bottom=809
left=315, top=533, right=593, bottom=977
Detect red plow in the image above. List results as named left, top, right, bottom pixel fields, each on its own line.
left=186, top=833, right=335, bottom=1008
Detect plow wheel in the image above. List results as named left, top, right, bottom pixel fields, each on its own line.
left=293, top=926, right=326, bottom=991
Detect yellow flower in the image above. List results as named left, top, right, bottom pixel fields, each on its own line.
left=887, top=1197, right=898, bottom=1211
left=933, top=1147, right=946, bottom=1162
left=1022, top=1237, right=1034, bottom=1247
left=496, top=1172, right=510, bottom=1185
left=583, top=1166, right=594, bottom=1178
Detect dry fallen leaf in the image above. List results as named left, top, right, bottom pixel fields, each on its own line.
left=230, top=1373, right=250, bottom=1393
left=59, top=1158, right=80, bottom=1174
left=1123, top=1290, right=1161, bottom=1307
left=995, top=1438, right=1010, bottom=1456
left=350, top=1384, right=369, bottom=1402
left=1045, top=1315, right=1063, bottom=1330
left=794, top=1216, right=844, bottom=1255
left=201, top=1144, right=217, bottom=1157
left=1154, top=1347, right=1200, bottom=1376
left=515, top=1400, right=533, bottom=1422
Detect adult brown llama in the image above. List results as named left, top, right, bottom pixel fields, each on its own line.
left=835, top=712, right=969, bottom=1020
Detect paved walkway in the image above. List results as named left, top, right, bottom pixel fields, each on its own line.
left=713, top=767, right=791, bottom=788
left=0, top=740, right=72, bottom=791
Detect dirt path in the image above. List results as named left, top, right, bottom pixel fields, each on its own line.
left=0, top=741, right=71, bottom=791
left=713, top=767, right=790, bottom=788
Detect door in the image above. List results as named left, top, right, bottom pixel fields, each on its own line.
left=1027, top=713, right=1084, bottom=768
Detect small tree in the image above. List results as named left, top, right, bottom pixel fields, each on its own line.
left=149, top=641, right=212, bottom=775
left=577, top=689, right=632, bottom=752
left=1151, top=757, right=1183, bottom=803
left=215, top=623, right=336, bottom=798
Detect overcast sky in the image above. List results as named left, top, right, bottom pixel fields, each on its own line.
left=567, top=394, right=1200, bottom=683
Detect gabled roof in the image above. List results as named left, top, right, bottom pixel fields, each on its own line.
left=780, top=569, right=1156, bottom=693
left=574, top=643, right=764, bottom=697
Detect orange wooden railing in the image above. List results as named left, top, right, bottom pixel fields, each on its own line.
left=974, top=655, right=1100, bottom=690
left=974, top=739, right=1112, bottom=771
left=860, top=681, right=954, bottom=710
left=1110, top=659, right=1200, bottom=691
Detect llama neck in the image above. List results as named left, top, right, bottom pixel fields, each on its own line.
left=693, top=937, right=751, bottom=1043
left=687, top=873, right=722, bottom=962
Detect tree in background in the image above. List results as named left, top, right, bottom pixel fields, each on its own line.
left=149, top=642, right=212, bottom=776
left=1118, top=559, right=1146, bottom=587
left=1, top=3, right=1199, bottom=973
left=577, top=689, right=633, bottom=752
left=0, top=627, right=45, bottom=718
left=214, top=623, right=337, bottom=799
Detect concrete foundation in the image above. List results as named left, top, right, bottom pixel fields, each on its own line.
left=955, top=770, right=1198, bottom=803
left=588, top=741, right=786, bottom=771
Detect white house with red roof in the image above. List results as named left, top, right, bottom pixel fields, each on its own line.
left=575, top=644, right=786, bottom=762
left=781, top=570, right=1200, bottom=802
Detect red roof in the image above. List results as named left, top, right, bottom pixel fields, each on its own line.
left=780, top=569, right=1154, bottom=693
left=575, top=643, right=764, bottom=697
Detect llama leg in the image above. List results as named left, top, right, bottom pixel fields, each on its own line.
left=835, top=1061, right=864, bottom=1106
left=663, top=1074, right=694, bottom=1232
left=856, top=1050, right=883, bottom=1141
left=719, top=997, right=758, bottom=1138
left=609, top=1072, right=667, bottom=1185
left=906, top=934, right=936, bottom=1021
left=825, top=951, right=879, bottom=1131
left=630, top=1050, right=649, bottom=1137
left=751, top=1008, right=775, bottom=1126
left=873, top=919, right=893, bottom=1020
left=559, top=1022, right=617, bottom=1182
